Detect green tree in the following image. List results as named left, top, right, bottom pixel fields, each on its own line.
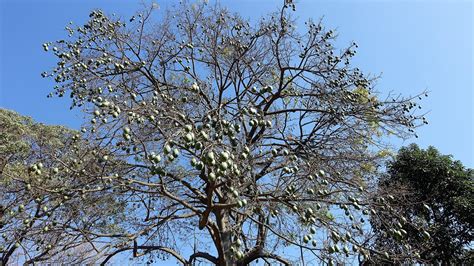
left=0, top=108, right=126, bottom=264
left=36, top=1, right=428, bottom=265
left=370, top=144, right=473, bottom=264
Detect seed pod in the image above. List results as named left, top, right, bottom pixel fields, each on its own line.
left=184, top=133, right=194, bottom=142
left=219, top=161, right=229, bottom=171
left=208, top=172, right=216, bottom=181
left=343, top=245, right=349, bottom=254
left=303, top=235, right=310, bottom=243
left=195, top=142, right=203, bottom=150
left=220, top=151, right=230, bottom=161
left=206, top=151, right=215, bottom=162
left=422, top=230, right=431, bottom=239
left=318, top=169, right=325, bottom=177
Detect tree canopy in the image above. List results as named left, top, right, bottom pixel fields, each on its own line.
left=370, top=144, right=473, bottom=264
left=1, top=1, right=432, bottom=265
left=0, top=108, right=126, bottom=264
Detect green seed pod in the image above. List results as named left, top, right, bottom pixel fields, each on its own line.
left=232, top=189, right=239, bottom=197
left=340, top=245, right=348, bottom=254
left=345, top=232, right=352, bottom=240
left=423, top=203, right=431, bottom=212
left=303, top=235, right=310, bottom=243
left=185, top=132, right=194, bottom=142
left=196, top=162, right=204, bottom=170
left=219, top=161, right=229, bottom=171
left=191, top=82, right=199, bottom=91
left=234, top=124, right=241, bottom=132
left=422, top=230, right=431, bottom=239
left=206, top=151, right=215, bottom=162
left=208, top=172, right=216, bottom=181
left=220, top=151, right=230, bottom=161
left=164, top=144, right=172, bottom=154
left=195, top=142, right=203, bottom=150
left=123, top=133, right=131, bottom=141
left=328, top=245, right=335, bottom=253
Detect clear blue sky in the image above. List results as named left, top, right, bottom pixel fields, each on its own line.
left=0, top=0, right=472, bottom=264
left=1, top=0, right=472, bottom=168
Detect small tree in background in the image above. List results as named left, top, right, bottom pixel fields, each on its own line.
left=370, top=144, right=473, bottom=264
left=0, top=109, right=126, bottom=264
left=1, top=1, right=433, bottom=265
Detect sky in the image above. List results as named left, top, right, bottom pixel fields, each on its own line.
left=0, top=0, right=472, bottom=263
left=1, top=0, right=472, bottom=169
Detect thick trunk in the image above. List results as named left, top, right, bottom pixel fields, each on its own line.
left=220, top=229, right=235, bottom=266
left=215, top=209, right=236, bottom=266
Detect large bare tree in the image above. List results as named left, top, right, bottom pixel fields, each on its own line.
left=20, top=1, right=430, bottom=265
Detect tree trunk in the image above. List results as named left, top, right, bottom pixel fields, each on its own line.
left=221, top=229, right=235, bottom=266
left=215, top=209, right=236, bottom=266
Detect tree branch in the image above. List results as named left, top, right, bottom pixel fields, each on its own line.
left=100, top=245, right=186, bottom=265
left=187, top=251, right=218, bottom=265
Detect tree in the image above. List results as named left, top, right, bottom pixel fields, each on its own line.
left=37, top=1, right=428, bottom=264
left=0, top=108, right=126, bottom=264
left=370, top=144, right=473, bottom=264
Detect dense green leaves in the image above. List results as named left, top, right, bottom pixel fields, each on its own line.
left=370, top=144, right=473, bottom=264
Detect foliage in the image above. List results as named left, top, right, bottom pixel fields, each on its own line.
left=1, top=1, right=431, bottom=265
left=0, top=108, right=126, bottom=264
left=370, top=144, right=473, bottom=264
